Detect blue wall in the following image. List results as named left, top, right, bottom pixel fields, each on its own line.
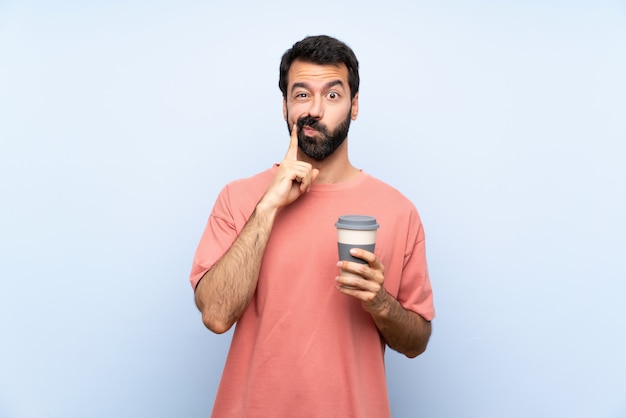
left=1, top=1, right=625, bottom=417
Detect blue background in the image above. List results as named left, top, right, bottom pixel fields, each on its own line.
left=1, top=1, right=625, bottom=417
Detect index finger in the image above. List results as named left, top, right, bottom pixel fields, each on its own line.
left=284, top=123, right=299, bottom=161
left=349, top=248, right=378, bottom=266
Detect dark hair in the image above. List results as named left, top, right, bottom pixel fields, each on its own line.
left=279, top=35, right=360, bottom=100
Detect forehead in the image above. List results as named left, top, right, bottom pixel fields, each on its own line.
left=287, top=60, right=349, bottom=89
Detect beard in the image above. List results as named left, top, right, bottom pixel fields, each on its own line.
left=287, top=109, right=352, bottom=161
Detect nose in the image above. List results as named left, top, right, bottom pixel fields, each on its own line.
left=307, top=95, right=324, bottom=120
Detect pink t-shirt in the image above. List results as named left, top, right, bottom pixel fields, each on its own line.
left=191, top=166, right=435, bottom=418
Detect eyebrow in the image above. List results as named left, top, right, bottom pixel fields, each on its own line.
left=290, top=79, right=345, bottom=93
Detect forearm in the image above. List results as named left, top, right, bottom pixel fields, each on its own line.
left=195, top=126, right=318, bottom=333
left=368, top=291, right=432, bottom=358
left=194, top=202, right=277, bottom=334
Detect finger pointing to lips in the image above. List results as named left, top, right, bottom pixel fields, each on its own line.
left=285, top=123, right=299, bottom=161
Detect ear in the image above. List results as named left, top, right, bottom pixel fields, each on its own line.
left=283, top=99, right=288, bottom=121
left=351, top=93, right=359, bottom=120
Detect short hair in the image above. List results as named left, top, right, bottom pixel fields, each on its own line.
left=279, top=35, right=360, bottom=100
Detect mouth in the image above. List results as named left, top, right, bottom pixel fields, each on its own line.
left=301, top=125, right=318, bottom=136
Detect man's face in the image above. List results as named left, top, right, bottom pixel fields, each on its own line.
left=283, top=60, right=359, bottom=161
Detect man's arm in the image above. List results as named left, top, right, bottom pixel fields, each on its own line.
left=362, top=290, right=432, bottom=358
left=194, top=203, right=277, bottom=334
left=336, top=248, right=432, bottom=357
left=194, top=125, right=319, bottom=334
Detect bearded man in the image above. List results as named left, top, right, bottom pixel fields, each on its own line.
left=190, top=35, right=435, bottom=418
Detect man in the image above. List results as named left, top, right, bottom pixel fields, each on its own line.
left=190, top=35, right=435, bottom=417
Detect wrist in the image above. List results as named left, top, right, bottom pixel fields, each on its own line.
left=364, top=289, right=392, bottom=318
left=255, top=198, right=280, bottom=220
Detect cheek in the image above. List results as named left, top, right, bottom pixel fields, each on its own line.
left=286, top=105, right=305, bottom=123
left=329, top=107, right=351, bottom=126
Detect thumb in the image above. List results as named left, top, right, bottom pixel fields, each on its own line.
left=311, top=168, right=320, bottom=183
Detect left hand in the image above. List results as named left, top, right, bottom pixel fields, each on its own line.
left=336, top=248, right=388, bottom=313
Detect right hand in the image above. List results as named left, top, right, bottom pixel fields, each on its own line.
left=260, top=124, right=319, bottom=210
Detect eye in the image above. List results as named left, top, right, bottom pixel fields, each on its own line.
left=327, top=91, right=339, bottom=100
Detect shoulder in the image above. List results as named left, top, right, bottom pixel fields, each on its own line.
left=220, top=166, right=276, bottom=197
left=360, top=173, right=424, bottom=234
left=362, top=173, right=417, bottom=209
left=213, top=166, right=276, bottom=215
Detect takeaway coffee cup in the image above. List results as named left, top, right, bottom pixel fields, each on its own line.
left=335, top=215, right=379, bottom=283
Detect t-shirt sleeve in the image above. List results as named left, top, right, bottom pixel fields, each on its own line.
left=189, top=185, right=239, bottom=290
left=398, top=213, right=436, bottom=321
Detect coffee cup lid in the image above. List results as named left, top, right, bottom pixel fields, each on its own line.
left=335, top=215, right=379, bottom=230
